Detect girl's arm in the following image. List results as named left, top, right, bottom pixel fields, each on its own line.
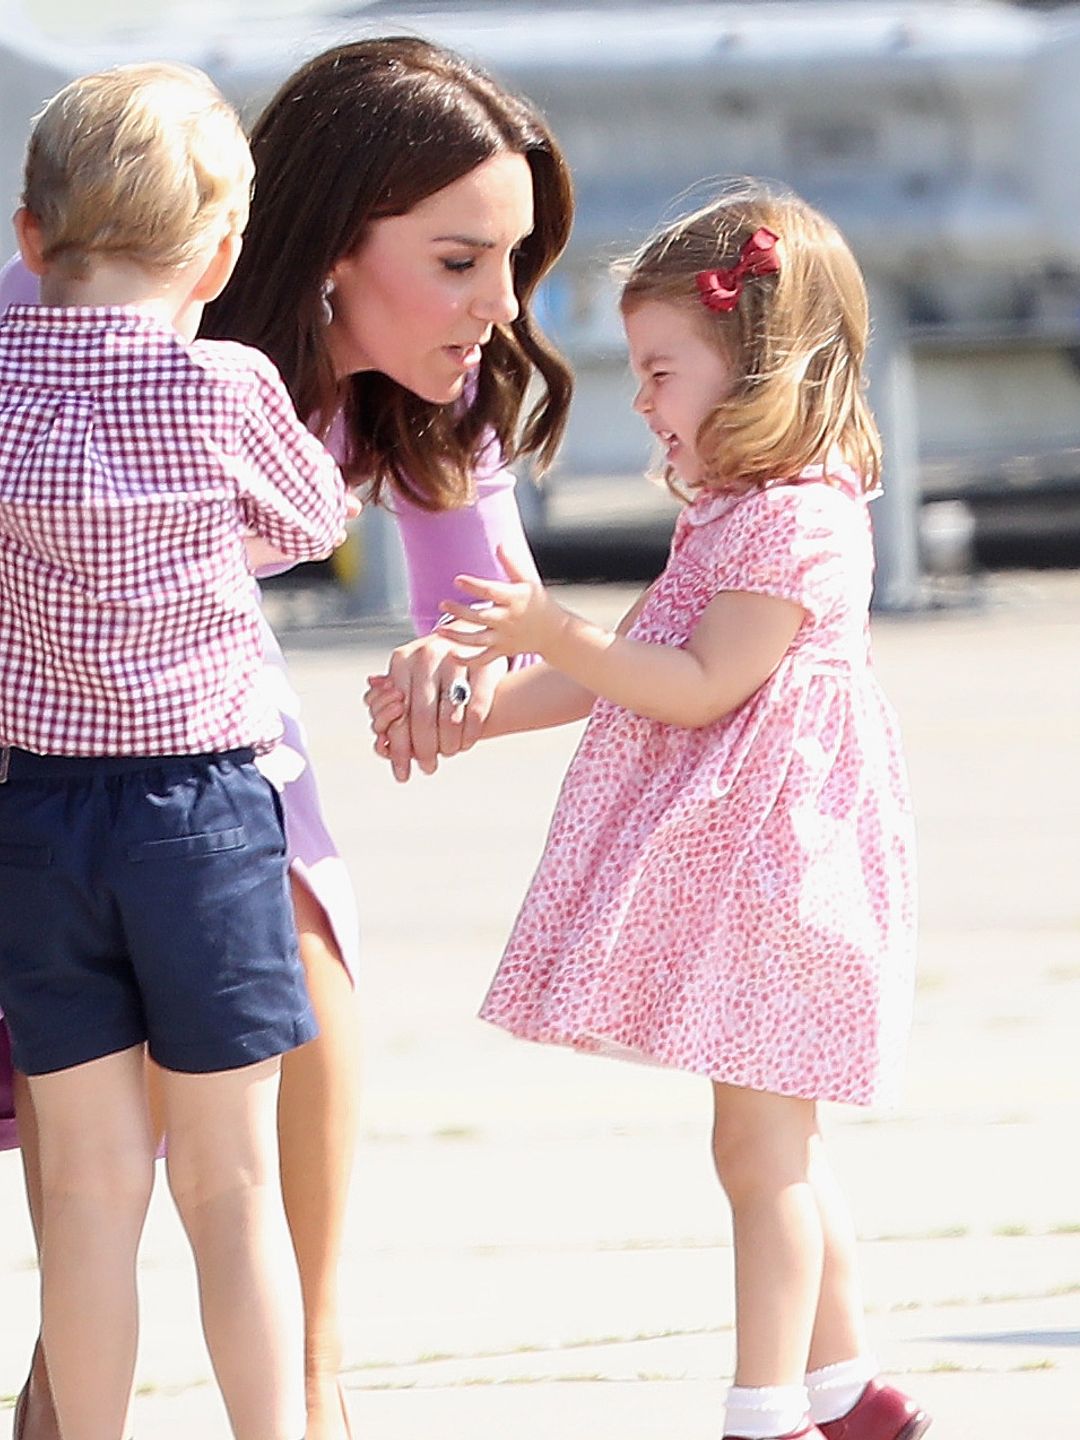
left=481, top=663, right=594, bottom=735
left=368, top=585, right=653, bottom=747
left=481, top=580, right=654, bottom=736
left=439, top=548, right=804, bottom=729
left=370, top=661, right=594, bottom=745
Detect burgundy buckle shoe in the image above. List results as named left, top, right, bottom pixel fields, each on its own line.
left=817, top=1378, right=931, bottom=1440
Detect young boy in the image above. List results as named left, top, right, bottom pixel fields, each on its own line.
left=0, top=63, right=347, bottom=1440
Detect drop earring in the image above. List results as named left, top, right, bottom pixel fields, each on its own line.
left=320, top=278, right=335, bottom=326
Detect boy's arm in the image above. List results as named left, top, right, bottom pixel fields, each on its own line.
left=235, top=356, right=348, bottom=561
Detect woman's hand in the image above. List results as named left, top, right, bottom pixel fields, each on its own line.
left=363, top=633, right=508, bottom=782
left=436, top=546, right=565, bottom=662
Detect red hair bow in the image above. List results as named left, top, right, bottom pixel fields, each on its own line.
left=695, top=227, right=781, bottom=313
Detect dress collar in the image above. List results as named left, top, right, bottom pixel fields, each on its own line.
left=683, top=463, right=869, bottom=527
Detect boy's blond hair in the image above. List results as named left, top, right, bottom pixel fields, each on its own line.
left=618, top=182, right=882, bottom=497
left=23, top=62, right=253, bottom=277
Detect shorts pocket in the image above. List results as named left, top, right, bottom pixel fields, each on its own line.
left=0, top=841, right=52, bottom=867
left=128, top=827, right=247, bottom=862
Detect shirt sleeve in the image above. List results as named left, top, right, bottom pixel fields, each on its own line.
left=391, top=434, right=540, bottom=636
left=706, top=484, right=860, bottom=625
left=233, top=352, right=347, bottom=561
left=0, top=255, right=42, bottom=309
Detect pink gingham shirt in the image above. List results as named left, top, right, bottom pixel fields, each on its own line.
left=0, top=305, right=346, bottom=757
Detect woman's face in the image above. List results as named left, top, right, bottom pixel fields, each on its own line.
left=327, top=151, right=535, bottom=402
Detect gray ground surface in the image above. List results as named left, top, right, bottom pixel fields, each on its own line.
left=2, top=569, right=1078, bottom=1437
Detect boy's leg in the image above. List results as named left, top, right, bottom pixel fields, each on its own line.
left=112, top=752, right=314, bottom=1438
left=28, top=1046, right=156, bottom=1440
left=13, top=1057, right=168, bottom=1440
left=161, top=1057, right=305, bottom=1440
left=11, top=1070, right=61, bottom=1440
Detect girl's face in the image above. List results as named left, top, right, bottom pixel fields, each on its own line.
left=327, top=151, right=534, bottom=403
left=623, top=299, right=734, bottom=489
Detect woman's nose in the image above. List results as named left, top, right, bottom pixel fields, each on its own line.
left=473, top=260, right=519, bottom=326
left=632, top=384, right=650, bottom=415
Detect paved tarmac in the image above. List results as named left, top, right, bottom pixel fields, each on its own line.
left=2, top=569, right=1078, bottom=1438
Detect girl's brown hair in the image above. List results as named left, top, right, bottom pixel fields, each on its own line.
left=202, top=37, right=574, bottom=509
left=618, top=183, right=881, bottom=496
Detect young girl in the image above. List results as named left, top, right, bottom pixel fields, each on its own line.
left=371, top=185, right=925, bottom=1440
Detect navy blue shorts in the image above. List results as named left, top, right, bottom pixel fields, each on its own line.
left=0, top=747, right=317, bottom=1076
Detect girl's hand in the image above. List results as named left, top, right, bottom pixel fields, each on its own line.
left=365, top=634, right=508, bottom=782
left=436, top=545, right=564, bottom=661
left=364, top=674, right=407, bottom=762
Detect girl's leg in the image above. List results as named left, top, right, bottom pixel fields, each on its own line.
left=804, top=1130, right=930, bottom=1435
left=278, top=875, right=361, bottom=1440
left=712, top=1083, right=823, bottom=1388
left=806, top=1128, right=869, bottom=1369
left=10, top=1070, right=61, bottom=1440
left=28, top=1046, right=157, bottom=1440
left=162, top=1056, right=305, bottom=1440
left=712, top=1083, right=824, bottom=1435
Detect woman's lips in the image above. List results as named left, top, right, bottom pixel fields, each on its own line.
left=446, top=342, right=483, bottom=368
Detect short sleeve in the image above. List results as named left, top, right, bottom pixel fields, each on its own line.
left=703, top=484, right=865, bottom=625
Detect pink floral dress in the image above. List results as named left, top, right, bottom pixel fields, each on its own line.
left=480, top=469, right=917, bottom=1107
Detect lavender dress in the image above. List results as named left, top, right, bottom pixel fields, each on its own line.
left=0, top=256, right=539, bottom=1149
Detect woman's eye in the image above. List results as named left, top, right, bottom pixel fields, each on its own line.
left=441, top=257, right=475, bottom=274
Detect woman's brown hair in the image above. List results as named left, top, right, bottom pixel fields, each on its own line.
left=202, top=36, right=574, bottom=509
left=618, top=183, right=881, bottom=497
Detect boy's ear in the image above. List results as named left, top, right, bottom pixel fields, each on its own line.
left=13, top=208, right=48, bottom=276
left=191, top=231, right=242, bottom=304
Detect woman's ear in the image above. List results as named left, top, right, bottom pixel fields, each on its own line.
left=13, top=208, right=48, bottom=276
left=191, top=231, right=243, bottom=304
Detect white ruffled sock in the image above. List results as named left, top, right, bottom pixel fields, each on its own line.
left=805, top=1355, right=877, bottom=1425
left=724, top=1382, right=810, bottom=1437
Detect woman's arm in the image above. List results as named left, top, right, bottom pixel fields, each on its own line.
left=376, top=454, right=542, bottom=779
left=0, top=255, right=39, bottom=309
left=367, top=661, right=594, bottom=747
left=392, top=443, right=539, bottom=635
